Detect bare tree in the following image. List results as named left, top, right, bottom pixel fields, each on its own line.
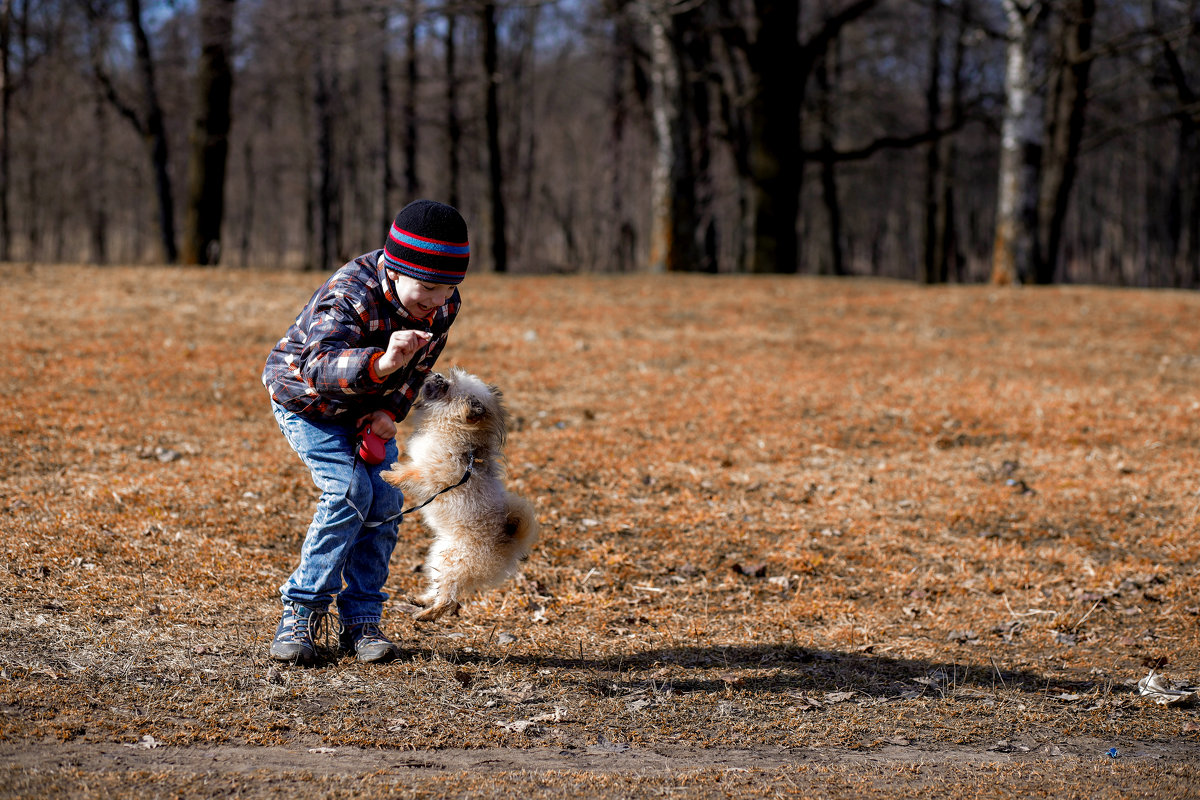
left=678, top=0, right=718, bottom=272
left=921, top=0, right=952, bottom=284
left=642, top=0, right=685, bottom=272
left=481, top=0, right=506, bottom=272
left=1157, top=0, right=1199, bottom=286
left=90, top=0, right=179, bottom=263
left=109, top=0, right=177, bottom=266
left=1032, top=0, right=1094, bottom=284
left=815, top=43, right=846, bottom=276
left=182, top=0, right=236, bottom=266
left=378, top=8, right=396, bottom=232
left=313, top=31, right=340, bottom=270
left=444, top=6, right=461, bottom=208
left=0, top=0, right=10, bottom=261
left=88, top=87, right=109, bottom=263
left=723, top=0, right=882, bottom=273
left=403, top=0, right=419, bottom=199
left=606, top=0, right=640, bottom=272
left=991, top=0, right=1046, bottom=285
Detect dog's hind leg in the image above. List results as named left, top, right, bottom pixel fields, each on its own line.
left=414, top=598, right=461, bottom=622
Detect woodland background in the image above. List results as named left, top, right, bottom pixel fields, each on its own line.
left=0, top=0, right=1197, bottom=285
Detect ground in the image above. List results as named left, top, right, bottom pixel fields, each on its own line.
left=0, top=264, right=1198, bottom=799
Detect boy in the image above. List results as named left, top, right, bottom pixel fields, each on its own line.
left=262, top=199, right=469, bottom=665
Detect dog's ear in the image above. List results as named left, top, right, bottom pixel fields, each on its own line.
left=488, top=383, right=504, bottom=400
left=466, top=396, right=488, bottom=422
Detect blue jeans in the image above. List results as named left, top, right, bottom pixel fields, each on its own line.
left=271, top=402, right=404, bottom=625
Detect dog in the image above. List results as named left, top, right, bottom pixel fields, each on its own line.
left=381, top=368, right=538, bottom=621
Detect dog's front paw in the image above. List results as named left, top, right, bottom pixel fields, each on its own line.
left=379, top=465, right=424, bottom=492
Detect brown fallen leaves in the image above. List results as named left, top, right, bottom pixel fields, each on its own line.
left=0, top=265, right=1198, bottom=795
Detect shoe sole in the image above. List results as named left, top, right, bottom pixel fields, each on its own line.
left=353, top=645, right=402, bottom=664
left=269, top=646, right=318, bottom=665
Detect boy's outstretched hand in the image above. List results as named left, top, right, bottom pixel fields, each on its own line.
left=376, top=330, right=432, bottom=377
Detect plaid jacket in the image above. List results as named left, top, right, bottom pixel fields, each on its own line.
left=262, top=249, right=459, bottom=424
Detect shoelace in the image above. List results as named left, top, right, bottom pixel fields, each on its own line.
left=352, top=621, right=388, bottom=645
left=290, top=609, right=341, bottom=651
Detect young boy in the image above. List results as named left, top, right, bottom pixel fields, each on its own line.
left=262, top=199, right=469, bottom=665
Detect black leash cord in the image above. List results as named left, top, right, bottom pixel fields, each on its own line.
left=400, top=452, right=475, bottom=516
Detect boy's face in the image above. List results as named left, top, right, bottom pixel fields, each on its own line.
left=389, top=270, right=457, bottom=319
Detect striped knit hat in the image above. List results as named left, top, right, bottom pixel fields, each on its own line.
left=383, top=200, right=470, bottom=285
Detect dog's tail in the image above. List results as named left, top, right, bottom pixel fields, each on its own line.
left=503, top=493, right=539, bottom=564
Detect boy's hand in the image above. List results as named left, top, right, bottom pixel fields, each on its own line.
left=376, top=330, right=433, bottom=377
left=356, top=409, right=397, bottom=441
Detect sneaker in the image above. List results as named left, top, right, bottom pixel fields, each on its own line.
left=340, top=621, right=401, bottom=663
left=269, top=603, right=331, bottom=665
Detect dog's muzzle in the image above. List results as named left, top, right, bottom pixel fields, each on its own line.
left=421, top=372, right=449, bottom=402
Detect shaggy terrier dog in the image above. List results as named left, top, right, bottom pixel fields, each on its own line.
left=382, top=368, right=538, bottom=621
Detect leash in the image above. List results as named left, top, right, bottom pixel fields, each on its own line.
left=400, top=452, right=475, bottom=516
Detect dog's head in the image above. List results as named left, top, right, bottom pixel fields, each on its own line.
left=415, top=367, right=508, bottom=446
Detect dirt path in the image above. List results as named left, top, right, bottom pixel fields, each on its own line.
left=4, top=738, right=1199, bottom=799
left=1, top=736, right=1192, bottom=775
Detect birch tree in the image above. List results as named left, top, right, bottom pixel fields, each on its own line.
left=642, top=0, right=685, bottom=272
left=991, top=0, right=1046, bottom=285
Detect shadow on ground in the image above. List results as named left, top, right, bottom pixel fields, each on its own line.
left=421, top=643, right=1069, bottom=699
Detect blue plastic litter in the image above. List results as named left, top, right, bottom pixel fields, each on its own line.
left=1107, top=747, right=1119, bottom=758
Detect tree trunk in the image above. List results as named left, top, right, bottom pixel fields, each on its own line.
left=644, top=0, right=685, bottom=272
left=379, top=9, right=396, bottom=232
left=991, top=0, right=1046, bottom=285
left=313, top=38, right=339, bottom=270
left=1158, top=8, right=1199, bottom=286
left=607, top=0, right=636, bottom=272
left=742, top=0, right=880, bottom=273
left=126, top=0, right=178, bottom=263
left=444, top=10, right=461, bottom=209
left=921, top=0, right=947, bottom=284
left=481, top=0, right=506, bottom=272
left=942, top=0, right=969, bottom=283
left=239, top=137, right=253, bottom=266
left=182, top=0, right=236, bottom=266
left=403, top=0, right=419, bottom=199
left=816, top=47, right=845, bottom=276
left=0, top=0, right=10, bottom=262
left=89, top=92, right=108, bottom=264
left=512, top=5, right=540, bottom=263
left=682, top=2, right=718, bottom=273
left=745, top=0, right=802, bottom=273
left=1033, top=0, right=1093, bottom=285
left=713, top=0, right=753, bottom=272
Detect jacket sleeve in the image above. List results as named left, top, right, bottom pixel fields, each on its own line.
left=297, top=291, right=386, bottom=397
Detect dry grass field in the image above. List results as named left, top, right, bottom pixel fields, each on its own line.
left=1, top=263, right=1198, bottom=798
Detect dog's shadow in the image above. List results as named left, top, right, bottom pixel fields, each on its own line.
left=430, top=642, right=1078, bottom=700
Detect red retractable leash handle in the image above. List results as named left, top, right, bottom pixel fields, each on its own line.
left=357, top=426, right=387, bottom=465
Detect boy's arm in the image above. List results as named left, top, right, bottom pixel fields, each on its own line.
left=298, top=294, right=390, bottom=396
